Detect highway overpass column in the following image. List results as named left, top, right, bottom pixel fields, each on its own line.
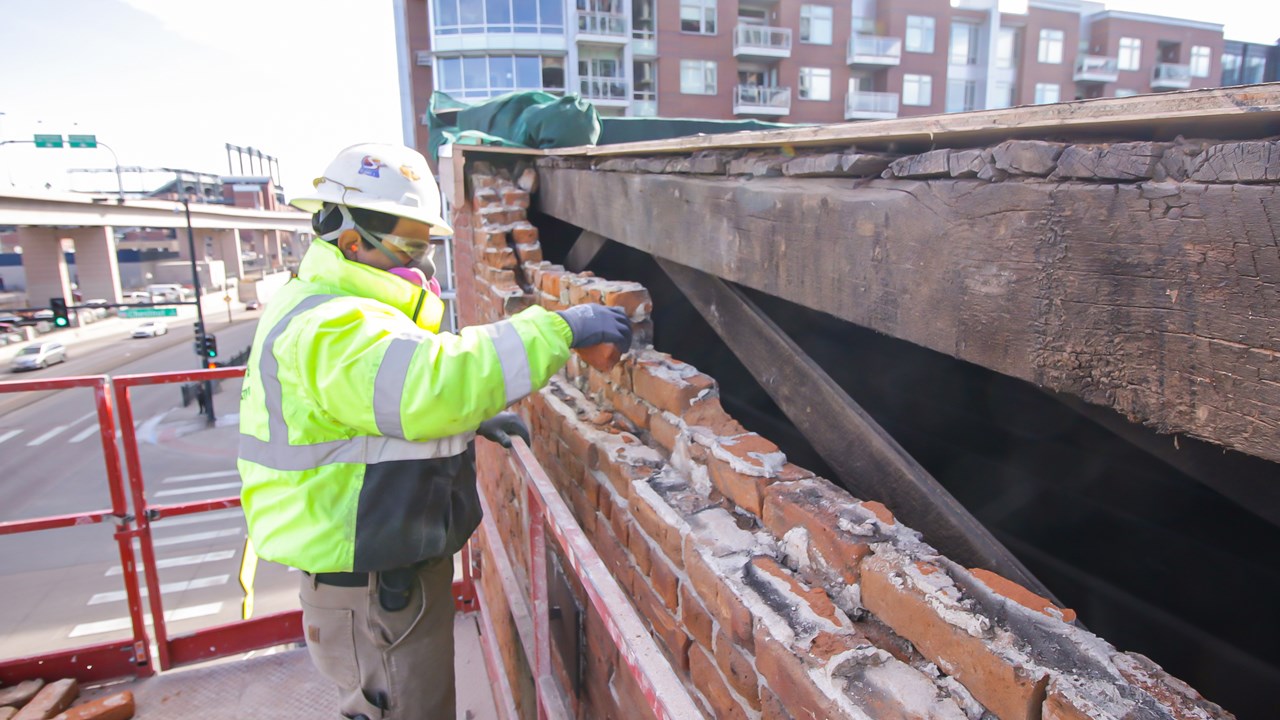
left=268, top=229, right=284, bottom=271
left=17, top=227, right=72, bottom=307
left=215, top=229, right=246, bottom=280
left=69, top=226, right=123, bottom=303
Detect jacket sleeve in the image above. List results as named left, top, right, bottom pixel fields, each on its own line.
left=296, top=302, right=573, bottom=442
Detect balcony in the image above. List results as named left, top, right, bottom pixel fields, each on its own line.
left=1074, top=55, right=1119, bottom=83
left=579, top=76, right=631, bottom=106
left=845, top=90, right=899, bottom=120
left=1152, top=62, right=1192, bottom=90
left=632, top=27, right=657, bottom=57
left=632, top=90, right=658, bottom=117
left=846, top=33, right=902, bottom=66
left=577, top=11, right=627, bottom=43
left=733, top=24, right=792, bottom=59
left=733, top=85, right=791, bottom=116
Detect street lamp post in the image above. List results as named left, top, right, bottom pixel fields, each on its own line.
left=177, top=171, right=215, bottom=423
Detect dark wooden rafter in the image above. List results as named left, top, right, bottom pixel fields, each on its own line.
left=564, top=230, right=608, bottom=272
left=657, top=257, right=1058, bottom=601
left=537, top=169, right=1280, bottom=467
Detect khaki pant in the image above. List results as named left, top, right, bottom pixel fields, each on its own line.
left=300, top=558, right=456, bottom=719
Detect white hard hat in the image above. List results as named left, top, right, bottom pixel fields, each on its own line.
left=290, top=143, right=452, bottom=236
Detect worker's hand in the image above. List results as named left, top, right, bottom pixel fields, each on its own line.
left=477, top=411, right=530, bottom=449
left=556, top=304, right=632, bottom=352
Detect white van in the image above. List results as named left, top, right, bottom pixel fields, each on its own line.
left=147, top=284, right=184, bottom=302
left=124, top=291, right=152, bottom=304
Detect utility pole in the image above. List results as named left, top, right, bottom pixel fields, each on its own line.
left=179, top=172, right=215, bottom=423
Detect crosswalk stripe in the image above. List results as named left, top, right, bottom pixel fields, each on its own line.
left=69, top=425, right=99, bottom=443
left=152, top=509, right=243, bottom=528
left=154, top=482, right=241, bottom=498
left=151, top=527, right=241, bottom=548
left=162, top=470, right=240, bottom=484
left=27, top=425, right=68, bottom=446
left=87, top=575, right=230, bottom=606
left=105, top=550, right=235, bottom=576
left=0, top=430, right=20, bottom=445
left=68, top=602, right=223, bottom=638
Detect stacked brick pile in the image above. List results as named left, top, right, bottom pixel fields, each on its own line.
left=456, top=162, right=1233, bottom=720
left=0, top=679, right=133, bottom=720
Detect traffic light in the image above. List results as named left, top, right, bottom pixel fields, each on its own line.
left=193, top=321, right=204, bottom=338
left=202, top=334, right=218, bottom=359
left=49, top=298, right=69, bottom=328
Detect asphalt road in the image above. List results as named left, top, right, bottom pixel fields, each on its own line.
left=0, top=310, right=301, bottom=661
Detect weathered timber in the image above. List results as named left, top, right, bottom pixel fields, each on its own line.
left=887, top=149, right=952, bottom=178
left=1190, top=141, right=1280, bottom=183
left=658, top=257, right=1059, bottom=596
left=1052, top=142, right=1170, bottom=181
left=537, top=169, right=1280, bottom=465
left=991, top=140, right=1064, bottom=176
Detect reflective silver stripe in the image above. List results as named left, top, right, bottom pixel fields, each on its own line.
left=373, top=335, right=422, bottom=437
left=485, top=321, right=533, bottom=405
left=239, top=294, right=472, bottom=473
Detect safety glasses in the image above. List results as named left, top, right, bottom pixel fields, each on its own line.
left=323, top=205, right=434, bottom=267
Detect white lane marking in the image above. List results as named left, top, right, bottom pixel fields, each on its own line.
left=0, top=430, right=20, bottom=445
left=70, top=425, right=99, bottom=443
left=70, top=410, right=97, bottom=426
left=153, top=509, right=242, bottom=528
left=27, top=425, right=68, bottom=446
left=68, top=602, right=223, bottom=638
left=87, top=575, right=230, bottom=605
left=154, top=482, right=241, bottom=498
left=162, top=470, right=240, bottom=484
left=152, top=527, right=242, bottom=548
left=104, top=550, right=236, bottom=576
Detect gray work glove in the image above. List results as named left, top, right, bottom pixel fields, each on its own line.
left=477, top=411, right=530, bottom=449
left=556, top=304, right=632, bottom=352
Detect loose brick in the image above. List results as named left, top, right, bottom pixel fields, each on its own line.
left=632, top=354, right=717, bottom=417
left=861, top=554, right=1049, bottom=720
left=714, top=630, right=761, bottom=710
left=482, top=247, right=517, bottom=269
left=747, top=556, right=848, bottom=629
left=501, top=187, right=530, bottom=208
left=707, top=433, right=785, bottom=517
left=763, top=480, right=872, bottom=587
left=49, top=692, right=134, bottom=720
left=472, top=186, right=500, bottom=208
left=648, top=411, right=682, bottom=455
left=601, top=285, right=653, bottom=321
left=607, top=385, right=651, bottom=432
left=510, top=222, right=538, bottom=244
left=0, top=681, right=43, bottom=708
left=690, top=642, right=750, bottom=720
left=514, top=242, right=543, bottom=264
left=969, top=568, right=1077, bottom=624
left=860, top=500, right=895, bottom=526
left=12, top=679, right=78, bottom=720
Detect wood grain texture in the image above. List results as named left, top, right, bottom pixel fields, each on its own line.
left=537, top=168, right=1280, bottom=464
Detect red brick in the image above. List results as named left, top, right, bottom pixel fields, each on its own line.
left=648, top=545, right=679, bottom=610
left=632, top=355, right=717, bottom=417
left=689, top=643, right=750, bottom=720
left=1042, top=687, right=1096, bottom=720
left=482, top=247, right=517, bottom=269
left=631, top=572, right=691, bottom=675
left=593, top=439, right=660, bottom=499
left=860, top=500, right=896, bottom=526
left=602, top=286, right=653, bottom=321
left=714, top=630, right=761, bottom=711
left=502, top=187, right=530, bottom=208
left=516, top=166, right=538, bottom=192
left=49, top=691, right=134, bottom=720
left=649, top=411, right=682, bottom=455
left=474, top=228, right=509, bottom=250
left=762, top=480, right=872, bottom=586
left=539, top=267, right=567, bottom=299
left=861, top=554, right=1049, bottom=720
left=607, top=386, right=651, bottom=433
left=681, top=583, right=715, bottom=652
left=472, top=186, right=500, bottom=208
left=683, top=543, right=754, bottom=653
left=970, top=568, right=1078, bottom=624
left=683, top=394, right=745, bottom=436
left=0, top=680, right=43, bottom=708
left=630, top=485, right=684, bottom=570
left=706, top=454, right=771, bottom=517
left=511, top=222, right=539, bottom=244
left=515, top=242, right=543, bottom=264
left=1112, top=652, right=1233, bottom=720
left=759, top=686, right=794, bottom=720
left=748, top=556, right=846, bottom=629
left=752, top=630, right=844, bottom=720
left=12, top=679, right=78, bottom=720
left=576, top=344, right=623, bottom=372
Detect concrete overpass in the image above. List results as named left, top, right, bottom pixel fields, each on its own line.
left=0, top=190, right=313, bottom=307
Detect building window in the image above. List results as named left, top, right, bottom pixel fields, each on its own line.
left=1115, top=88, right=1138, bottom=97
left=680, top=59, right=717, bottom=94
left=996, top=27, right=1018, bottom=69
left=945, top=79, right=979, bottom=112
left=1118, top=37, right=1141, bottom=71
left=680, top=0, right=716, bottom=34
left=1190, top=45, right=1211, bottom=78
left=438, top=55, right=553, bottom=100
left=800, top=5, right=833, bottom=45
left=1034, top=82, right=1060, bottom=104
left=634, top=60, right=656, bottom=101
left=950, top=22, right=981, bottom=66
left=433, top=0, right=564, bottom=35
left=902, top=74, right=932, bottom=106
left=1037, top=29, right=1064, bottom=64
left=905, top=15, right=935, bottom=53
left=991, top=81, right=1015, bottom=109
left=799, top=67, right=832, bottom=101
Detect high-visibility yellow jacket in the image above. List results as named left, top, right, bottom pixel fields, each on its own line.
left=238, top=240, right=572, bottom=573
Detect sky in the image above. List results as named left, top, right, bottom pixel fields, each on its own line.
left=0, top=0, right=1276, bottom=202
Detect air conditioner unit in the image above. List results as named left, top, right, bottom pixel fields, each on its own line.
left=416, top=51, right=433, bottom=66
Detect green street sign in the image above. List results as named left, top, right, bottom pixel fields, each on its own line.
left=68, top=134, right=98, bottom=148
left=121, top=307, right=178, bottom=318
left=34, top=134, right=64, bottom=148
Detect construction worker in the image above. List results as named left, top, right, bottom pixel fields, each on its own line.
left=237, top=143, right=631, bottom=719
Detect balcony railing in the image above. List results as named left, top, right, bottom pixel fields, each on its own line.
left=733, top=84, right=791, bottom=114
left=632, top=25, right=657, bottom=56
left=577, top=11, right=627, bottom=38
left=733, top=24, right=792, bottom=57
left=579, top=76, right=630, bottom=102
left=847, top=33, right=902, bottom=66
left=1074, top=55, right=1119, bottom=83
left=1152, top=62, right=1192, bottom=89
left=845, top=90, right=899, bottom=120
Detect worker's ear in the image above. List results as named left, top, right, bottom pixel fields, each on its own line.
left=337, top=229, right=362, bottom=259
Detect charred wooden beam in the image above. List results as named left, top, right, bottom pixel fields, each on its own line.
left=537, top=168, right=1280, bottom=466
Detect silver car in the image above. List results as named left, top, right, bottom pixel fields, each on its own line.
left=10, top=341, right=68, bottom=371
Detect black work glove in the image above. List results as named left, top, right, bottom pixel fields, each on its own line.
left=556, top=304, right=632, bottom=352
left=477, top=411, right=530, bottom=449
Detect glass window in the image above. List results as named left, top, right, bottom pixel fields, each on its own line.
left=1115, top=88, right=1138, bottom=97
left=440, top=56, right=463, bottom=90
left=488, top=55, right=515, bottom=89
left=515, top=57, right=543, bottom=88
left=460, top=0, right=484, bottom=25
left=1221, top=52, right=1241, bottom=84
left=991, top=81, right=1015, bottom=109
left=540, top=0, right=563, bottom=28
left=1190, top=45, right=1211, bottom=78
left=800, top=5, right=833, bottom=45
left=436, top=0, right=459, bottom=31
left=996, top=27, right=1017, bottom=69
left=1034, top=82, right=1060, bottom=104
left=1038, top=28, right=1063, bottom=64
left=680, top=0, right=716, bottom=34
left=486, top=0, right=511, bottom=25
left=463, top=57, right=488, bottom=89
left=680, top=59, right=717, bottom=94
left=513, top=0, right=537, bottom=26
left=1118, top=37, right=1141, bottom=71
left=950, top=22, right=980, bottom=65
left=945, top=79, right=978, bottom=112
left=433, top=0, right=564, bottom=34
left=902, top=73, right=931, bottom=106
left=1244, top=55, right=1266, bottom=83
left=799, top=67, right=832, bottom=101
left=905, top=15, right=935, bottom=53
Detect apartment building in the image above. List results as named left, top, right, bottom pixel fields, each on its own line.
left=395, top=0, right=1227, bottom=143
left=1221, top=39, right=1280, bottom=87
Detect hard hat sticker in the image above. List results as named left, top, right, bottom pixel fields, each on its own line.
left=359, top=155, right=386, bottom=178
left=400, top=165, right=420, bottom=181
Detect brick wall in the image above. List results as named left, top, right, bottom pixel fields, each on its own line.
left=454, top=159, right=1234, bottom=720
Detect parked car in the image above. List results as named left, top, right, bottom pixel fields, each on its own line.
left=131, top=320, right=169, bottom=338
left=245, top=300, right=262, bottom=311
left=83, top=299, right=111, bottom=319
left=124, top=291, right=152, bottom=304
left=10, top=341, right=68, bottom=371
